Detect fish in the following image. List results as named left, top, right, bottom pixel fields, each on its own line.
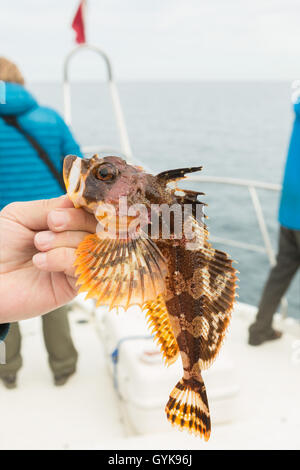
left=63, top=154, right=237, bottom=441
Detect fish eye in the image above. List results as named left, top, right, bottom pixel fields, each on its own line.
left=94, top=163, right=117, bottom=182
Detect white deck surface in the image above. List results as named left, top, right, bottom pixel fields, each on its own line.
left=1, top=302, right=299, bottom=450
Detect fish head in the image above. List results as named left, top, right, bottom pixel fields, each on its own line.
left=63, top=154, right=203, bottom=235
left=63, top=154, right=159, bottom=231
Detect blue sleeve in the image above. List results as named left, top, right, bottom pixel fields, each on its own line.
left=0, top=324, right=9, bottom=341
left=55, top=113, right=83, bottom=158
left=293, top=102, right=300, bottom=118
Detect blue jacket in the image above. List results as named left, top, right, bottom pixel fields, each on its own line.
left=0, top=83, right=82, bottom=209
left=279, top=102, right=300, bottom=230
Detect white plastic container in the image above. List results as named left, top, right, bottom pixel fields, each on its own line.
left=96, top=306, right=240, bottom=435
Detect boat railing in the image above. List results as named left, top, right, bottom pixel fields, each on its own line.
left=63, top=44, right=133, bottom=160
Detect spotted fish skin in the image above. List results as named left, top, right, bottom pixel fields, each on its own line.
left=63, top=154, right=237, bottom=441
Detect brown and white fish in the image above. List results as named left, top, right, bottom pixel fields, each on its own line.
left=63, top=154, right=237, bottom=441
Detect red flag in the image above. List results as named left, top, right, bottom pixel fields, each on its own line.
left=72, top=1, right=86, bottom=44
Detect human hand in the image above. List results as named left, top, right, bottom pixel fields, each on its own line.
left=0, top=195, right=97, bottom=323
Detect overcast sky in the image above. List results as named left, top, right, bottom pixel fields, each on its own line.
left=1, top=0, right=300, bottom=82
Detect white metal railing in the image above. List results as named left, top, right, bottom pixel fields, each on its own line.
left=188, top=175, right=280, bottom=262
left=63, top=44, right=133, bottom=161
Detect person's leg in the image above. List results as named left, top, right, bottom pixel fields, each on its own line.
left=294, top=230, right=300, bottom=251
left=249, top=226, right=300, bottom=342
left=42, top=305, right=78, bottom=385
left=0, top=322, right=22, bottom=388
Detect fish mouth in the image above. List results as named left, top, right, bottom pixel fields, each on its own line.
left=95, top=205, right=149, bottom=239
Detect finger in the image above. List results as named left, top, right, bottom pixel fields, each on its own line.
left=47, top=207, right=97, bottom=234
left=32, top=247, right=77, bottom=277
left=34, top=230, right=89, bottom=251
left=1, top=195, right=73, bottom=231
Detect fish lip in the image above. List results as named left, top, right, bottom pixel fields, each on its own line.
left=63, top=154, right=78, bottom=186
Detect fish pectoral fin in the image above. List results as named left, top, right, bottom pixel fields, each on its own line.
left=74, top=233, right=168, bottom=310
left=189, top=243, right=237, bottom=370
left=143, top=295, right=179, bottom=366
left=165, top=376, right=211, bottom=441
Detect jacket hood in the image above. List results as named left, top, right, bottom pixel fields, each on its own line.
left=0, top=82, right=37, bottom=116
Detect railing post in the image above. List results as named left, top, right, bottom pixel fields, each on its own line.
left=63, top=44, right=133, bottom=160
left=108, top=81, right=133, bottom=161
left=248, top=186, right=276, bottom=266
left=248, top=185, right=288, bottom=317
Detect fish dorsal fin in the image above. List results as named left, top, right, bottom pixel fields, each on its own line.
left=173, top=188, right=207, bottom=221
left=74, top=233, right=168, bottom=310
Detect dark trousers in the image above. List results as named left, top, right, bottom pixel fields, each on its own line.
left=0, top=305, right=78, bottom=377
left=251, top=226, right=300, bottom=333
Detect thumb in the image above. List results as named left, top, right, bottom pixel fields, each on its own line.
left=2, top=195, right=74, bottom=231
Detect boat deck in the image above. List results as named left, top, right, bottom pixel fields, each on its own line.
left=1, top=302, right=299, bottom=450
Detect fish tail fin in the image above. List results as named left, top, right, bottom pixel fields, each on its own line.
left=165, top=375, right=211, bottom=441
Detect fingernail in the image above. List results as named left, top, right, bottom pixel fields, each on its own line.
left=49, top=210, right=69, bottom=230
left=32, top=252, right=47, bottom=268
left=35, top=231, right=55, bottom=249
